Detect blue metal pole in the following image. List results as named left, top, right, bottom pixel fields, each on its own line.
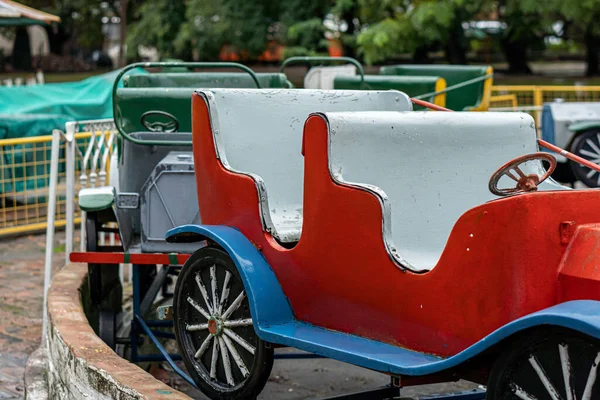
left=131, top=264, right=140, bottom=362
left=135, top=314, right=198, bottom=388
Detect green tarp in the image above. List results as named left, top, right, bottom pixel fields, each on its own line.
left=0, top=67, right=146, bottom=196
left=0, top=67, right=146, bottom=140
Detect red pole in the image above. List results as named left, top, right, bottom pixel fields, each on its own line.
left=410, top=98, right=452, bottom=112
left=538, top=139, right=600, bottom=173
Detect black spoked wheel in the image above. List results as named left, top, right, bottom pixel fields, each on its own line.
left=86, top=211, right=121, bottom=349
left=569, top=129, right=600, bottom=188
left=174, top=247, right=273, bottom=400
left=487, top=328, right=600, bottom=399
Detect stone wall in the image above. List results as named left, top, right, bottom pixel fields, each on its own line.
left=41, top=262, right=191, bottom=400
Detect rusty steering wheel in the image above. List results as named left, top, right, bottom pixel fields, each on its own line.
left=488, top=153, right=557, bottom=197
left=140, top=111, right=180, bottom=133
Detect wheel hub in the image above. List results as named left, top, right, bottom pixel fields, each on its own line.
left=208, top=317, right=223, bottom=336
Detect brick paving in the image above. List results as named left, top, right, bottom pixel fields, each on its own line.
left=0, top=232, right=66, bottom=399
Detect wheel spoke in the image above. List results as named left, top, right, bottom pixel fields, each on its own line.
left=186, top=322, right=208, bottom=332
left=513, top=166, right=527, bottom=179
left=195, top=273, right=214, bottom=314
left=586, top=168, right=597, bottom=179
left=218, top=271, right=232, bottom=316
left=580, top=149, right=600, bottom=159
left=210, top=337, right=219, bottom=379
left=511, top=383, right=539, bottom=400
left=582, top=352, right=600, bottom=400
left=218, top=337, right=235, bottom=386
left=210, top=265, right=219, bottom=317
left=529, top=355, right=561, bottom=400
left=222, top=334, right=250, bottom=377
left=222, top=291, right=246, bottom=320
left=505, top=170, right=520, bottom=182
left=194, top=334, right=213, bottom=359
left=187, top=296, right=211, bottom=320
left=224, top=318, right=253, bottom=328
left=224, top=328, right=256, bottom=354
left=586, top=138, right=600, bottom=157
left=559, top=344, right=574, bottom=400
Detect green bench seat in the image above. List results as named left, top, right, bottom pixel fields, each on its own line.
left=123, top=72, right=292, bottom=89
left=116, top=72, right=292, bottom=134
left=333, top=75, right=446, bottom=108
left=379, top=65, right=493, bottom=111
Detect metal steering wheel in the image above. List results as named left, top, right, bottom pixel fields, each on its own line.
left=488, top=153, right=557, bottom=197
left=140, top=111, right=180, bottom=133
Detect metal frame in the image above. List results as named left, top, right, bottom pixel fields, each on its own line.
left=280, top=56, right=365, bottom=86
left=112, top=62, right=262, bottom=146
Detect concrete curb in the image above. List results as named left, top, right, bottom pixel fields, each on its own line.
left=45, top=262, right=192, bottom=400
left=24, top=346, right=49, bottom=399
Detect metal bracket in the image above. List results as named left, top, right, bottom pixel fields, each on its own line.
left=116, top=192, right=139, bottom=209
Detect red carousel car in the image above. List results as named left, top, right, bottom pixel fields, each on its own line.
left=160, top=88, right=600, bottom=400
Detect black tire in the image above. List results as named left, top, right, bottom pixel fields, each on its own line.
left=173, top=247, right=273, bottom=400
left=85, top=211, right=120, bottom=349
left=569, top=129, right=600, bottom=187
left=487, top=328, right=600, bottom=399
left=99, top=311, right=116, bottom=349
left=86, top=213, right=102, bottom=304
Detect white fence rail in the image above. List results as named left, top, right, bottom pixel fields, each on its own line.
left=41, top=118, right=128, bottom=342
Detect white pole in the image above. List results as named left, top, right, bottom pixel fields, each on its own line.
left=65, top=124, right=76, bottom=265
left=42, top=130, right=61, bottom=345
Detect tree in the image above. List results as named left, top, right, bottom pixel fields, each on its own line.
left=174, top=0, right=283, bottom=61
left=554, top=0, right=600, bottom=76
left=19, top=0, right=122, bottom=55
left=495, top=0, right=551, bottom=74
left=356, top=0, right=487, bottom=65
left=11, top=27, right=32, bottom=70
left=127, top=0, right=187, bottom=60
left=280, top=0, right=332, bottom=57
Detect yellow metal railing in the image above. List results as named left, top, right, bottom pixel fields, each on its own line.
left=492, top=85, right=600, bottom=106
left=491, top=85, right=600, bottom=115
left=0, top=132, right=97, bottom=237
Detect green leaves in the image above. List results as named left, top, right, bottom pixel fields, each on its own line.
left=127, top=0, right=187, bottom=59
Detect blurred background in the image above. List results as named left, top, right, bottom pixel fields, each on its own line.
left=1, top=0, right=600, bottom=85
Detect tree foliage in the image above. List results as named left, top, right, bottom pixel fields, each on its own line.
left=18, top=0, right=122, bottom=53
left=15, top=0, right=600, bottom=75
left=356, top=0, right=487, bottom=64
left=173, top=0, right=283, bottom=60
left=127, top=0, right=187, bottom=60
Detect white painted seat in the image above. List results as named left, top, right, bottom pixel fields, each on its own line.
left=303, top=65, right=357, bottom=90
left=324, top=111, right=566, bottom=272
left=196, top=89, right=413, bottom=243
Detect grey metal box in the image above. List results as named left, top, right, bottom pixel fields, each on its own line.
left=140, top=151, right=201, bottom=253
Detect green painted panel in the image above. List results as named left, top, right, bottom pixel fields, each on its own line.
left=380, top=65, right=491, bottom=111
left=123, top=72, right=290, bottom=89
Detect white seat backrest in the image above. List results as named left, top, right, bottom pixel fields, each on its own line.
left=303, top=65, right=357, bottom=90
left=325, top=111, right=564, bottom=271
left=197, top=89, right=412, bottom=242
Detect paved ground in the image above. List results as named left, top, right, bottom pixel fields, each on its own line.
left=0, top=231, right=481, bottom=399
left=0, top=232, right=65, bottom=399
left=162, top=351, right=481, bottom=400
